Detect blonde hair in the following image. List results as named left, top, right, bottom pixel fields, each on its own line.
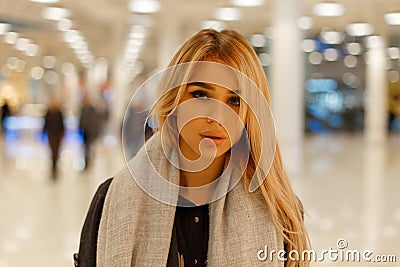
left=150, top=29, right=309, bottom=267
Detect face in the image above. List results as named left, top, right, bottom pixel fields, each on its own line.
left=175, top=64, right=245, bottom=161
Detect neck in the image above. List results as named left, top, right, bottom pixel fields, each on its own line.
left=179, top=154, right=226, bottom=205
left=180, top=154, right=226, bottom=187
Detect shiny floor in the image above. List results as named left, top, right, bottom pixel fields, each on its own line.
left=0, top=132, right=399, bottom=267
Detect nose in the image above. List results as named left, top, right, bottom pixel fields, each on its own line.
left=205, top=99, right=227, bottom=126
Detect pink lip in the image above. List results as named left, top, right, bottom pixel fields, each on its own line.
left=200, top=131, right=226, bottom=146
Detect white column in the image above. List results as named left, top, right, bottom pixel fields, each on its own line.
left=365, top=36, right=388, bottom=144
left=270, top=0, right=304, bottom=177
left=363, top=39, right=388, bottom=248
left=110, top=56, right=129, bottom=130
left=108, top=22, right=130, bottom=136
left=363, top=143, right=386, bottom=250
left=157, top=0, right=181, bottom=68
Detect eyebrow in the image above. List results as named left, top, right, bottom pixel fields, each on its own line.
left=187, top=82, right=241, bottom=94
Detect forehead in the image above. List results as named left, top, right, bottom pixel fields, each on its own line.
left=187, top=61, right=239, bottom=93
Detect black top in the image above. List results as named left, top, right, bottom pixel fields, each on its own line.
left=174, top=196, right=209, bottom=267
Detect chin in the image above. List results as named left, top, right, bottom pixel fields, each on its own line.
left=194, top=146, right=225, bottom=159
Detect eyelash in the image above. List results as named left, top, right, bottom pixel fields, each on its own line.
left=189, top=90, right=240, bottom=107
left=190, top=90, right=208, bottom=99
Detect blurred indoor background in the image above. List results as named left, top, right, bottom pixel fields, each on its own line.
left=0, top=0, right=399, bottom=266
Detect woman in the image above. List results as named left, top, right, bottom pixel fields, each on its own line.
left=75, top=29, right=309, bottom=267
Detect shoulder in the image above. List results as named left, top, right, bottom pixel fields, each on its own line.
left=75, top=178, right=113, bottom=267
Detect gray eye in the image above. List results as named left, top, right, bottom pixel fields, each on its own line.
left=229, top=96, right=240, bottom=106
left=190, top=90, right=209, bottom=99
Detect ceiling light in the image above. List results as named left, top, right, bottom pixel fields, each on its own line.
left=346, top=42, right=362, bottom=55
left=309, top=52, right=323, bottom=65
left=7, top=57, right=18, bottom=69
left=31, top=66, right=44, bottom=80
left=42, top=7, right=70, bottom=20
left=16, top=38, right=31, bottom=51
left=61, top=62, right=75, bottom=76
left=129, top=0, right=160, bottom=13
left=80, top=54, right=94, bottom=64
left=302, top=39, right=316, bottom=52
left=384, top=12, right=400, bottom=25
left=342, top=72, right=357, bottom=86
left=30, top=0, right=59, bottom=3
left=388, top=47, right=400, bottom=59
left=324, top=48, right=339, bottom=61
left=344, top=55, right=357, bottom=68
left=15, top=60, right=26, bottom=72
left=74, top=48, right=88, bottom=55
left=57, top=18, right=73, bottom=31
left=44, top=70, right=58, bottom=84
left=77, top=52, right=91, bottom=60
left=43, top=55, right=56, bottom=68
left=346, top=23, right=373, bottom=36
left=63, top=30, right=82, bottom=43
left=213, top=7, right=242, bottom=21
left=26, top=44, right=39, bottom=56
left=320, top=30, right=343, bottom=44
left=70, top=40, right=88, bottom=50
left=297, top=16, right=313, bottom=30
left=231, top=0, right=265, bottom=7
left=0, top=23, right=11, bottom=35
left=258, top=53, right=272, bottom=66
left=5, top=32, right=18, bottom=44
left=313, top=2, right=345, bottom=17
left=250, top=34, right=266, bottom=47
left=388, top=70, right=399, bottom=83
left=200, top=20, right=226, bottom=31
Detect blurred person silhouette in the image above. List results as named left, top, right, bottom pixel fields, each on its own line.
left=75, top=29, right=310, bottom=267
left=388, top=82, right=400, bottom=130
left=43, top=96, right=65, bottom=179
left=79, top=94, right=99, bottom=170
left=123, top=98, right=154, bottom=158
left=1, top=101, right=11, bottom=133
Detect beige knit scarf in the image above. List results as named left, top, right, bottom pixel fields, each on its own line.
left=97, top=134, right=283, bottom=266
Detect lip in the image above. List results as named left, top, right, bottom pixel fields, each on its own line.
left=199, top=131, right=226, bottom=146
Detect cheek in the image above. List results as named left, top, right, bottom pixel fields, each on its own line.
left=177, top=118, right=202, bottom=139
left=224, top=117, right=245, bottom=145
left=176, top=111, right=185, bottom=133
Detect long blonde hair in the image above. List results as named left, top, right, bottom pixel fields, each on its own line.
left=150, top=29, right=309, bottom=267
